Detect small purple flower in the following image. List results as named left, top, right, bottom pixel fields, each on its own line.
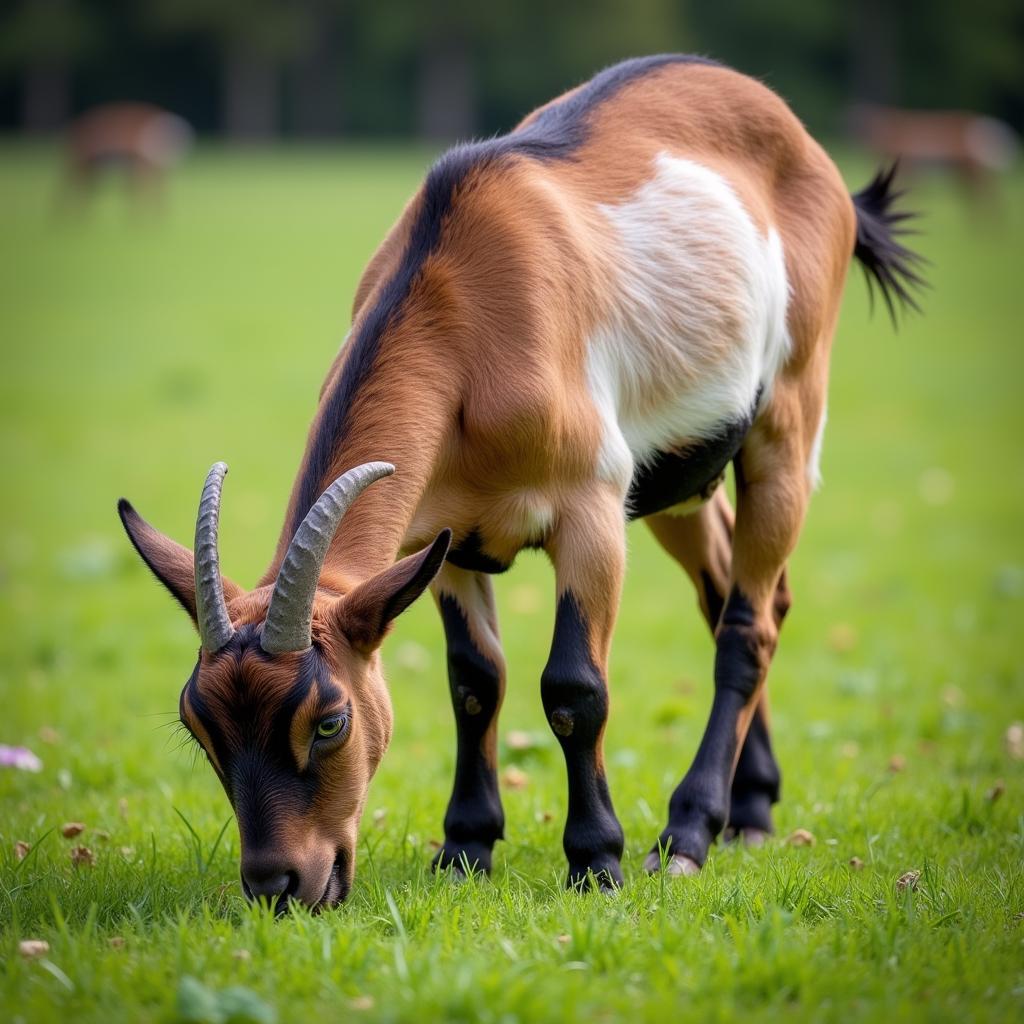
left=0, top=745, right=43, bottom=772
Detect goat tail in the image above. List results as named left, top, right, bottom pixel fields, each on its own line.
left=851, top=163, right=926, bottom=323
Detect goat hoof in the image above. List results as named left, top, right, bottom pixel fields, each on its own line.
left=739, top=827, right=768, bottom=847
left=723, top=826, right=769, bottom=847
left=431, top=842, right=492, bottom=878
left=565, top=858, right=623, bottom=892
left=642, top=850, right=701, bottom=877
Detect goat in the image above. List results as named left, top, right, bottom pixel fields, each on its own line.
left=119, top=55, right=922, bottom=908
left=849, top=104, right=1019, bottom=205
left=63, top=103, right=193, bottom=205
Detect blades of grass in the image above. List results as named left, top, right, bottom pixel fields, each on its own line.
left=204, top=817, right=232, bottom=875
left=13, top=826, right=55, bottom=877
left=172, top=807, right=203, bottom=875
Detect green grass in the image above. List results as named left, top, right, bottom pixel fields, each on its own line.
left=1, top=143, right=1022, bottom=1023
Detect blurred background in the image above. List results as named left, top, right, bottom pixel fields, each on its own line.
left=1, top=0, right=1021, bottom=144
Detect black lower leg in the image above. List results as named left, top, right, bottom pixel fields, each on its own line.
left=432, top=595, right=504, bottom=875
left=727, top=704, right=780, bottom=835
left=651, top=587, right=768, bottom=867
left=541, top=593, right=624, bottom=889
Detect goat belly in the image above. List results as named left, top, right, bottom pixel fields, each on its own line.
left=626, top=414, right=752, bottom=521
left=446, top=528, right=515, bottom=574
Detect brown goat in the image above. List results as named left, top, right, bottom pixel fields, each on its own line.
left=64, top=103, right=193, bottom=204
left=850, top=104, right=1019, bottom=203
left=119, top=55, right=921, bottom=908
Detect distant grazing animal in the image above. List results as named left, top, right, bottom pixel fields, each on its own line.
left=119, top=55, right=922, bottom=910
left=850, top=104, right=1019, bottom=204
left=64, top=103, right=193, bottom=202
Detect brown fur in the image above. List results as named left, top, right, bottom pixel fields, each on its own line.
left=122, top=59, right=878, bottom=901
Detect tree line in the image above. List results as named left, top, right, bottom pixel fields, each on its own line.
left=2, top=0, right=1021, bottom=140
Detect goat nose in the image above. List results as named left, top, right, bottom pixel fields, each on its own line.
left=241, top=857, right=298, bottom=907
left=245, top=872, right=292, bottom=899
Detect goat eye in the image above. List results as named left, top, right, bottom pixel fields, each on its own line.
left=316, top=714, right=345, bottom=739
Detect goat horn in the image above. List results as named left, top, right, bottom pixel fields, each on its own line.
left=261, top=461, right=395, bottom=654
left=194, top=462, right=235, bottom=653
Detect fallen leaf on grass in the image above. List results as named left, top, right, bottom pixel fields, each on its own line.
left=70, top=845, right=95, bottom=867
left=786, top=829, right=816, bottom=847
left=502, top=766, right=529, bottom=789
left=505, top=730, right=541, bottom=752
left=896, top=870, right=921, bottom=891
left=986, top=779, right=1005, bottom=802
left=61, top=822, right=85, bottom=838
left=19, top=940, right=49, bottom=958
left=848, top=856, right=865, bottom=870
left=827, top=623, right=858, bottom=653
left=14, top=840, right=31, bottom=860
left=1006, top=723, right=1024, bottom=761
left=673, top=676, right=697, bottom=696
left=942, top=686, right=964, bottom=708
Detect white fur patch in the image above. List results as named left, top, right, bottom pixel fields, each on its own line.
left=807, top=404, right=827, bottom=489
left=586, top=153, right=791, bottom=492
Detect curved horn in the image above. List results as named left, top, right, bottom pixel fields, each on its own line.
left=194, top=461, right=235, bottom=653
left=261, top=461, right=395, bottom=654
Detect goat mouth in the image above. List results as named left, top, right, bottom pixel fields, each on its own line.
left=314, top=852, right=349, bottom=911
left=239, top=873, right=293, bottom=917
left=238, top=853, right=348, bottom=913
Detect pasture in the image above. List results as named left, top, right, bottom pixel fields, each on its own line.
left=0, top=144, right=1022, bottom=1022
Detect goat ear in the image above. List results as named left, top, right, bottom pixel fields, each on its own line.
left=117, top=499, right=242, bottom=627
left=335, top=529, right=451, bottom=652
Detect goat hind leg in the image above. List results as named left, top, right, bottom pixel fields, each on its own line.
left=645, top=392, right=813, bottom=876
left=644, top=491, right=784, bottom=858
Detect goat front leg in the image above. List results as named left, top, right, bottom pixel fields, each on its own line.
left=431, top=564, right=506, bottom=876
left=645, top=383, right=817, bottom=876
left=542, top=491, right=626, bottom=890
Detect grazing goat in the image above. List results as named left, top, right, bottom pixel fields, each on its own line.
left=119, top=55, right=921, bottom=908
left=63, top=103, right=193, bottom=204
left=849, top=104, right=1019, bottom=207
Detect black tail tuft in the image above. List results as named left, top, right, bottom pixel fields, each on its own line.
left=851, top=163, right=926, bottom=325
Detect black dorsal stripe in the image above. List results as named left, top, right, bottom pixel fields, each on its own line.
left=288, top=54, right=720, bottom=539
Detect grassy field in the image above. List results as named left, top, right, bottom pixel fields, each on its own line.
left=0, top=143, right=1022, bottom=1023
